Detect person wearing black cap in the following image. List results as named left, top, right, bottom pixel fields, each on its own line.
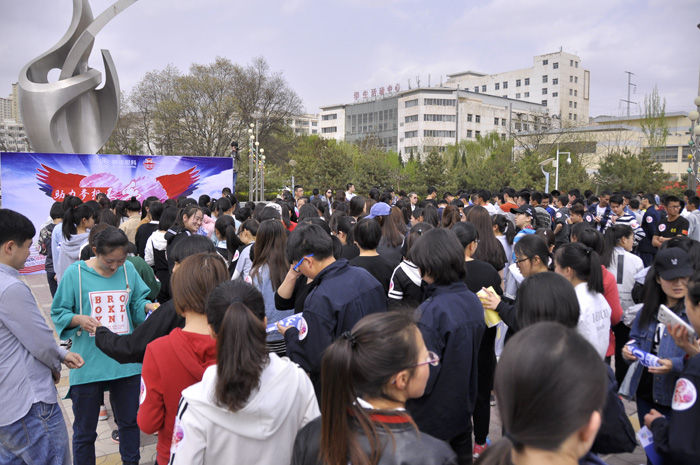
left=509, top=204, right=537, bottom=256
left=622, top=247, right=694, bottom=434
left=644, top=271, right=700, bottom=465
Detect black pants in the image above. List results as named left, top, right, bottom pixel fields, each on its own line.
left=473, top=326, right=497, bottom=445
left=612, top=322, right=631, bottom=387
left=449, top=430, right=473, bottom=465
left=46, top=271, right=58, bottom=297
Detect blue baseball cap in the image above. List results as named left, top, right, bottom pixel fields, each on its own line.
left=366, top=202, right=391, bottom=219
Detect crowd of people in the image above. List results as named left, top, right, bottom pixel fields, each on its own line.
left=1, top=181, right=700, bottom=465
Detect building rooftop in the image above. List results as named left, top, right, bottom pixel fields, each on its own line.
left=446, top=70, right=486, bottom=78
left=592, top=111, right=688, bottom=123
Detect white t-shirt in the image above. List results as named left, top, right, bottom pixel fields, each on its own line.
left=574, top=282, right=612, bottom=359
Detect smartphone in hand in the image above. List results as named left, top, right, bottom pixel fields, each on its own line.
left=658, top=304, right=697, bottom=343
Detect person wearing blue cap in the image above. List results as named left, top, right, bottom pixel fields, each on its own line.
left=365, top=201, right=391, bottom=219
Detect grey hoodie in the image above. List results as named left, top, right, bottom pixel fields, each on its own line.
left=55, top=232, right=89, bottom=282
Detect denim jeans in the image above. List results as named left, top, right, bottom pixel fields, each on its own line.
left=70, top=375, right=140, bottom=465
left=0, top=401, right=70, bottom=465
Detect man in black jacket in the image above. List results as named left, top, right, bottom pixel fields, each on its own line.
left=278, top=223, right=387, bottom=396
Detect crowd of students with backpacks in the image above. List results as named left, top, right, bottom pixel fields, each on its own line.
left=2, top=181, right=700, bottom=465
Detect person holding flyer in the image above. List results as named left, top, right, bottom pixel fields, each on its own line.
left=51, top=225, right=158, bottom=465
left=644, top=271, right=700, bottom=464
left=622, top=247, right=693, bottom=430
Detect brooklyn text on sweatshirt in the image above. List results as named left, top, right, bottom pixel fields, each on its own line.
left=51, top=260, right=151, bottom=386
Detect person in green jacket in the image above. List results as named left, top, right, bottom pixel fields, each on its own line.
left=51, top=226, right=158, bottom=465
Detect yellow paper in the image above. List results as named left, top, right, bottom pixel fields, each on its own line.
left=476, top=286, right=502, bottom=328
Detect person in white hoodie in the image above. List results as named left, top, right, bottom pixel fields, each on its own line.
left=169, top=279, right=319, bottom=465
left=554, top=242, right=612, bottom=359
left=54, top=203, right=95, bottom=282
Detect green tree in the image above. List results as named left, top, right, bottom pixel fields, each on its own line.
left=287, top=136, right=354, bottom=190
left=420, top=150, right=447, bottom=190
left=594, top=149, right=668, bottom=192
left=640, top=86, right=669, bottom=158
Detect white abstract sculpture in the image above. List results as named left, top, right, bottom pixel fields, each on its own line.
left=18, top=0, right=138, bottom=154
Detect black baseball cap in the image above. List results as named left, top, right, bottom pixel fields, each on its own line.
left=655, top=248, right=693, bottom=280
left=510, top=204, right=535, bottom=218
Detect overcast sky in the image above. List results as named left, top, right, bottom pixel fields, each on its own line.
left=2, top=0, right=699, bottom=118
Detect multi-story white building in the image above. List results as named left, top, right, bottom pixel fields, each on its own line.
left=398, top=87, right=549, bottom=158
left=286, top=113, right=319, bottom=136
left=0, top=97, right=12, bottom=121
left=0, top=119, right=30, bottom=152
left=318, top=104, right=346, bottom=142
left=445, top=50, right=590, bottom=125
left=0, top=84, right=29, bottom=152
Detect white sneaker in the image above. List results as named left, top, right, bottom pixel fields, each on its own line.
left=99, top=407, right=108, bottom=421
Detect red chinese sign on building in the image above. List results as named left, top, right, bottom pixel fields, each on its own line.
left=354, top=83, right=401, bottom=101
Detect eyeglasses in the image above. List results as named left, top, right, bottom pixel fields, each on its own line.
left=293, top=254, right=314, bottom=272
left=414, top=351, right=440, bottom=368
left=515, top=256, right=531, bottom=265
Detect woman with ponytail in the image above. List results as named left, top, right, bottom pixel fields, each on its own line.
left=554, top=242, right=612, bottom=358
left=572, top=225, right=623, bottom=361
left=477, top=322, right=608, bottom=465
left=492, top=214, right=515, bottom=271
left=55, top=200, right=96, bottom=282
left=213, top=214, right=236, bottom=261
left=291, top=312, right=456, bottom=465
left=602, top=224, right=644, bottom=386
left=170, top=280, right=318, bottom=465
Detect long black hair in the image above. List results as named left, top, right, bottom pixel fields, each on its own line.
left=554, top=242, right=604, bottom=294
left=320, top=312, right=421, bottom=465
left=492, top=214, right=516, bottom=245
left=516, top=273, right=580, bottom=329
left=478, top=322, right=606, bottom=465
left=206, top=280, right=267, bottom=412
left=62, top=202, right=95, bottom=240
left=601, top=224, right=633, bottom=268
left=466, top=206, right=506, bottom=271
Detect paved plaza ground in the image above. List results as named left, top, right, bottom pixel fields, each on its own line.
left=24, top=272, right=647, bottom=465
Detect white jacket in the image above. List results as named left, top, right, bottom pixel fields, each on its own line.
left=144, top=230, right=167, bottom=266
left=574, top=283, right=612, bottom=359
left=606, top=246, right=644, bottom=326
left=170, top=353, right=319, bottom=465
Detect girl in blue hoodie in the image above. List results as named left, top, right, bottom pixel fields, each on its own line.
left=52, top=226, right=157, bottom=465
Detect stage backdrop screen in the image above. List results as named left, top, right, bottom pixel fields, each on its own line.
left=0, top=152, right=234, bottom=274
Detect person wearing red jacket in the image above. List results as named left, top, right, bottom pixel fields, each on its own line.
left=137, top=252, right=229, bottom=465
left=601, top=265, right=623, bottom=358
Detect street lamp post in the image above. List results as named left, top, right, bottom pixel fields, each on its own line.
left=248, top=123, right=255, bottom=202
left=289, top=159, right=297, bottom=192
left=554, top=145, right=572, bottom=191
left=539, top=157, right=554, bottom=193
left=260, top=151, right=266, bottom=201
left=686, top=96, right=700, bottom=193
